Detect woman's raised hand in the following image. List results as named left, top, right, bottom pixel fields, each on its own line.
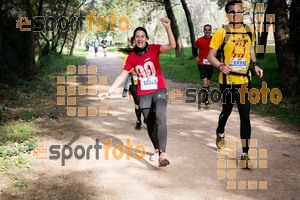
left=161, top=17, right=171, bottom=28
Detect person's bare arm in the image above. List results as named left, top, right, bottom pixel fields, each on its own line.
left=159, top=17, right=176, bottom=54
left=250, top=46, right=263, bottom=78
left=98, top=70, right=129, bottom=101
left=207, top=48, right=232, bottom=74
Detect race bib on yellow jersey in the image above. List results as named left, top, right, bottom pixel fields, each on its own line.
left=230, top=58, right=247, bottom=71
left=140, top=77, right=158, bottom=90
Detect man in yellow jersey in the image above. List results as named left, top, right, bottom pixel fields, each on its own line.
left=208, top=0, right=263, bottom=168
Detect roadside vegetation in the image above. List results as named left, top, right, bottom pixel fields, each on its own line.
left=0, top=50, right=86, bottom=173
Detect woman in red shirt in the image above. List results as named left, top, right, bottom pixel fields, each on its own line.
left=99, top=17, right=176, bottom=167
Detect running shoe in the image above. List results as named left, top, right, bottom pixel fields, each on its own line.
left=239, top=153, right=253, bottom=169
left=149, top=149, right=159, bottom=162
left=135, top=121, right=141, bottom=130
left=216, top=134, right=225, bottom=149
left=204, top=101, right=210, bottom=107
left=158, top=151, right=170, bottom=167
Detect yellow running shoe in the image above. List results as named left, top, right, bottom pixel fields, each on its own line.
left=216, top=134, right=225, bottom=149
left=239, top=153, right=254, bottom=169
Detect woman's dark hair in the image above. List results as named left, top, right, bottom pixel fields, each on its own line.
left=203, top=24, right=211, bottom=30
left=130, top=36, right=134, bottom=46
left=133, top=27, right=149, bottom=40
left=225, top=0, right=243, bottom=13
left=118, top=36, right=135, bottom=55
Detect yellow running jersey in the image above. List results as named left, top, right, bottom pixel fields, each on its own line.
left=210, top=25, right=255, bottom=85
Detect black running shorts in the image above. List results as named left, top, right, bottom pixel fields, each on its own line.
left=198, top=64, right=214, bottom=80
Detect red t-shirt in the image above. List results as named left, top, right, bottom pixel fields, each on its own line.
left=123, top=44, right=167, bottom=96
left=194, top=36, right=212, bottom=65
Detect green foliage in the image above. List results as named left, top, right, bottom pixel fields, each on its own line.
left=160, top=48, right=218, bottom=84
left=1, top=0, right=89, bottom=85
left=251, top=53, right=300, bottom=126
left=212, top=0, right=227, bottom=9
left=0, top=49, right=85, bottom=173
left=0, top=49, right=86, bottom=124
left=0, top=137, right=39, bottom=158
left=253, top=53, right=280, bottom=88
left=0, top=155, right=33, bottom=172
left=0, top=122, right=39, bottom=171
left=0, top=122, right=35, bottom=145
left=39, top=53, right=86, bottom=75
left=17, top=109, right=45, bottom=121
left=13, top=174, right=32, bottom=188
left=252, top=96, right=300, bottom=126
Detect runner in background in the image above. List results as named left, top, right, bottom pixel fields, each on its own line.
left=101, top=38, right=108, bottom=56
left=85, top=39, right=90, bottom=54
left=94, top=38, right=99, bottom=57
left=194, top=24, right=214, bottom=107
left=120, top=37, right=144, bottom=130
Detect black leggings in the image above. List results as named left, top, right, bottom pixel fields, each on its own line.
left=129, top=85, right=141, bottom=121
left=216, top=84, right=251, bottom=153
left=140, top=89, right=168, bottom=152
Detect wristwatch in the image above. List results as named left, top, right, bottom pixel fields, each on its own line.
left=252, top=62, right=259, bottom=67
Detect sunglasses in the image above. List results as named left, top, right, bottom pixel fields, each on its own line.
left=227, top=10, right=244, bottom=14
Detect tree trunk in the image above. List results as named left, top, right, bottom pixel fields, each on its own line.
left=24, top=0, right=35, bottom=79
left=289, top=0, right=300, bottom=67
left=59, top=1, right=85, bottom=55
left=0, top=6, right=4, bottom=53
left=69, top=30, right=78, bottom=56
left=180, top=0, right=197, bottom=58
left=59, top=32, right=67, bottom=55
left=69, top=10, right=83, bottom=56
left=269, top=0, right=298, bottom=96
left=257, top=1, right=272, bottom=59
left=163, top=0, right=183, bottom=57
left=37, top=0, right=44, bottom=16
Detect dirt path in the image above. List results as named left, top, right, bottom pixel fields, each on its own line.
left=1, top=49, right=299, bottom=200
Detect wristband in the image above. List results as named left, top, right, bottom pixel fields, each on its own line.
left=252, top=62, right=259, bottom=67
left=218, top=63, right=225, bottom=70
